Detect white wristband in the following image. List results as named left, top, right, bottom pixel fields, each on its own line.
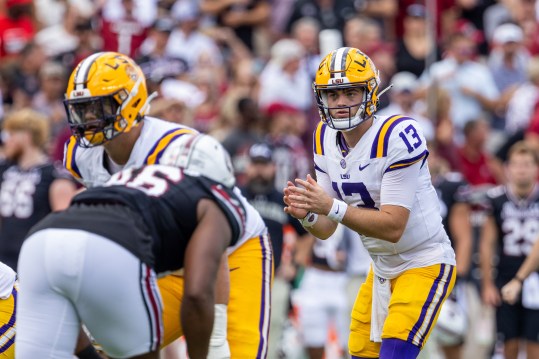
left=299, top=212, right=318, bottom=228
left=326, top=199, right=347, bottom=223
left=207, top=304, right=230, bottom=358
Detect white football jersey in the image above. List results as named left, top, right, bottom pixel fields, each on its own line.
left=313, top=115, right=455, bottom=279
left=63, top=116, right=266, bottom=252
left=0, top=261, right=15, bottom=299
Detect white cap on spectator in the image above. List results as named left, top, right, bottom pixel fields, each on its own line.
left=39, top=61, right=66, bottom=79
left=270, top=39, right=304, bottom=68
left=390, top=71, right=418, bottom=93
left=160, top=79, right=205, bottom=108
left=493, top=23, right=523, bottom=45
left=172, top=0, right=199, bottom=22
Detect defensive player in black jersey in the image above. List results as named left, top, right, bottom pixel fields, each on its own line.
left=15, top=134, right=246, bottom=359
left=0, top=109, right=76, bottom=270
left=480, top=141, right=539, bottom=359
left=429, top=149, right=474, bottom=358
left=240, top=142, right=310, bottom=358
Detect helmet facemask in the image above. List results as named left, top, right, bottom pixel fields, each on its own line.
left=316, top=83, right=373, bottom=131
left=64, top=90, right=132, bottom=148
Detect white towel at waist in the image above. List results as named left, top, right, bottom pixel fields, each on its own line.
left=370, top=274, right=391, bottom=343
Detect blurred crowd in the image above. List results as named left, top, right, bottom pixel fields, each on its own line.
left=1, top=0, right=539, bottom=358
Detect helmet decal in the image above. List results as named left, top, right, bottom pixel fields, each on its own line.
left=64, top=52, right=152, bottom=147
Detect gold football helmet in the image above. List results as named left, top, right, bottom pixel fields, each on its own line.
left=64, top=52, right=155, bottom=147
left=313, top=47, right=381, bottom=130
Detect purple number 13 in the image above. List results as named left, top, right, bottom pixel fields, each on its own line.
left=399, top=124, right=422, bottom=153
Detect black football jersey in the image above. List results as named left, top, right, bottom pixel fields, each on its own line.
left=240, top=186, right=307, bottom=270
left=433, top=172, right=471, bottom=246
left=484, top=185, right=539, bottom=284
left=31, top=165, right=245, bottom=274
left=0, top=161, right=71, bottom=270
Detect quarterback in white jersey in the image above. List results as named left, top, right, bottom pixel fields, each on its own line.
left=311, top=115, right=455, bottom=279
left=284, top=47, right=455, bottom=359
left=62, top=52, right=271, bottom=358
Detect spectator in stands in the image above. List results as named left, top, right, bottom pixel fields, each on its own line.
left=99, top=0, right=148, bottom=58
left=395, top=4, right=440, bottom=77
left=291, top=17, right=321, bottom=81
left=0, top=109, right=76, bottom=271
left=34, top=2, right=80, bottom=59
left=137, top=17, right=189, bottom=94
left=166, top=0, right=223, bottom=69
left=0, top=0, right=35, bottom=61
left=1, top=42, right=46, bottom=111
left=343, top=16, right=383, bottom=57
left=200, top=0, right=271, bottom=52
left=421, top=32, right=500, bottom=142
left=356, top=0, right=397, bottom=39
left=504, top=56, right=539, bottom=135
left=377, top=71, right=435, bottom=142
left=285, top=0, right=359, bottom=33
left=258, top=38, right=312, bottom=111
left=457, top=119, right=505, bottom=186
left=222, top=97, right=264, bottom=187
left=31, top=61, right=68, bottom=145
left=264, top=102, right=310, bottom=191
left=488, top=23, right=529, bottom=93
left=148, top=97, right=193, bottom=127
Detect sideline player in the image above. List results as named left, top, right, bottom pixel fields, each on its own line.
left=16, top=134, right=245, bottom=359
left=480, top=141, right=539, bottom=359
left=62, top=52, right=271, bottom=358
left=284, top=47, right=456, bottom=359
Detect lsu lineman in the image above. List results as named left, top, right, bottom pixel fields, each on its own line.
left=62, top=52, right=272, bottom=358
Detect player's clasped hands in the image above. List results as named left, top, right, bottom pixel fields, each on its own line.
left=283, top=174, right=333, bottom=219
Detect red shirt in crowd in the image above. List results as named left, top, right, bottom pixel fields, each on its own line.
left=0, top=14, right=34, bottom=58
left=100, top=18, right=147, bottom=58
left=456, top=147, right=498, bottom=186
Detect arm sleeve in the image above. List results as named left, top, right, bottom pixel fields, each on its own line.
left=380, top=160, right=421, bottom=210
left=379, top=117, right=430, bottom=210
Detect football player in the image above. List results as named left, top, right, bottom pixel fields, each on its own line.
left=0, top=109, right=77, bottom=271
left=480, top=141, right=539, bottom=359
left=16, top=134, right=245, bottom=359
left=62, top=52, right=271, bottom=358
left=284, top=47, right=456, bottom=359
